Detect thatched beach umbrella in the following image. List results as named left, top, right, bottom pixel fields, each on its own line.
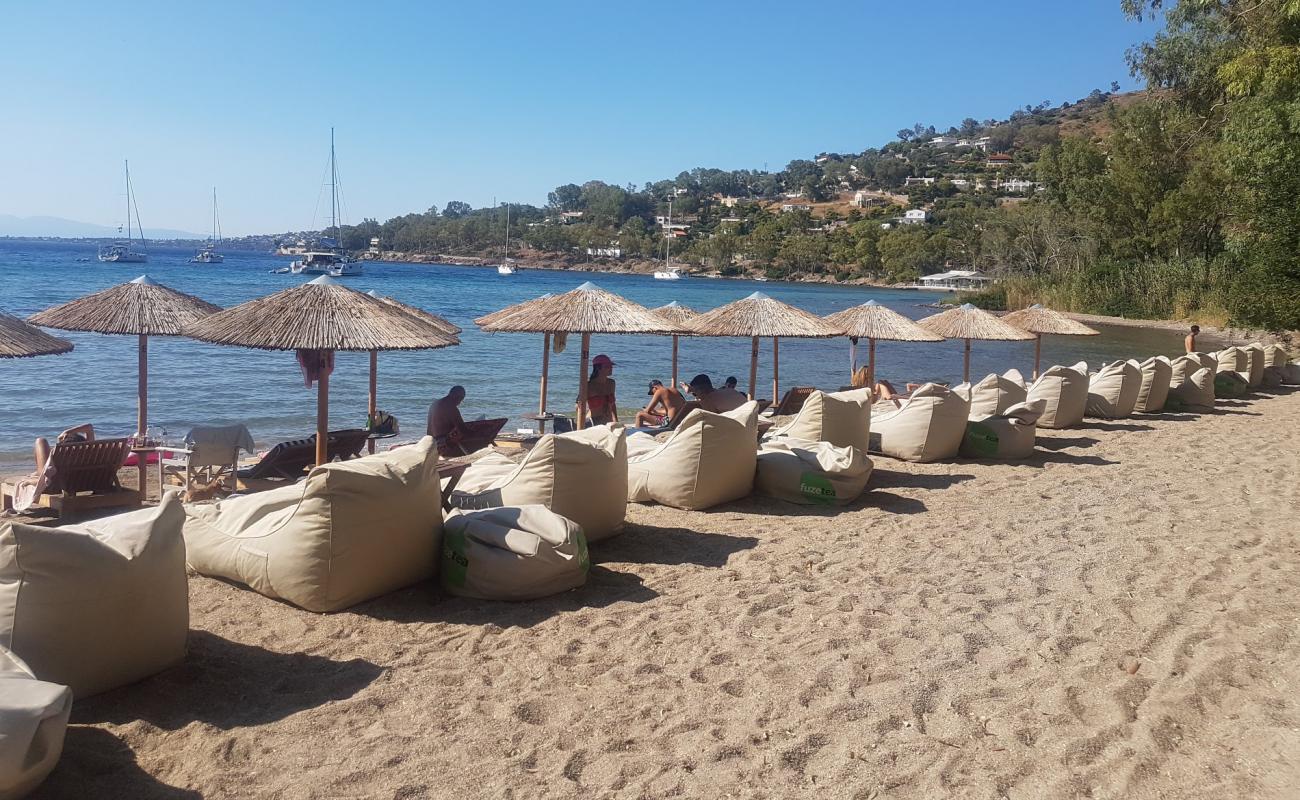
left=687, top=291, right=839, bottom=401
left=364, top=291, right=461, bottom=452
left=1, top=311, right=74, bottom=359
left=652, top=301, right=700, bottom=387
left=1001, top=304, right=1100, bottom=379
left=824, top=299, right=943, bottom=388
left=29, top=275, right=221, bottom=437
left=476, top=282, right=678, bottom=429
left=187, top=276, right=458, bottom=465
left=918, top=302, right=1035, bottom=383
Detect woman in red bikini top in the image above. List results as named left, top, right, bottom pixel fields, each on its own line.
left=585, top=354, right=619, bottom=425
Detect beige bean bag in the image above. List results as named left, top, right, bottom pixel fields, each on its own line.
left=184, top=438, right=443, bottom=613
left=451, top=425, right=627, bottom=542
left=440, top=506, right=588, bottom=601
left=960, top=399, right=1045, bottom=460
left=1242, top=343, right=1266, bottom=387
left=1214, top=369, right=1249, bottom=398
left=627, top=402, right=758, bottom=510
left=0, top=647, right=71, bottom=800
left=0, top=496, right=187, bottom=698
left=1026, top=363, right=1088, bottom=429
left=1086, top=360, right=1141, bottom=418
left=954, top=369, right=1027, bottom=419
left=1284, top=362, right=1300, bottom=385
left=755, top=437, right=872, bottom=506
left=1189, top=351, right=1218, bottom=374
left=1260, top=345, right=1290, bottom=385
left=767, top=388, right=871, bottom=452
left=1167, top=357, right=1215, bottom=411
left=869, top=383, right=970, bottom=463
left=1133, top=356, right=1172, bottom=413
left=1214, top=347, right=1249, bottom=380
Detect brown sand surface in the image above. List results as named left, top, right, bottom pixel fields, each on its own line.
left=35, top=389, right=1300, bottom=799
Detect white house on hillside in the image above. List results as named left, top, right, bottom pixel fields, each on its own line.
left=902, top=209, right=930, bottom=224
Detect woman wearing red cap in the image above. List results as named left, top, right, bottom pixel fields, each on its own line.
left=586, top=354, right=619, bottom=425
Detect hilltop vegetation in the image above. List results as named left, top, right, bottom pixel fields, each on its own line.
left=332, top=1, right=1300, bottom=331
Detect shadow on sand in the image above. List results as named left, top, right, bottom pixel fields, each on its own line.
left=595, top=524, right=757, bottom=567
left=38, top=727, right=203, bottom=800
left=869, top=469, right=976, bottom=492
left=1035, top=436, right=1101, bottom=451
left=1074, top=420, right=1156, bottom=432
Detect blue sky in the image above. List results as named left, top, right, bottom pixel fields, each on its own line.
left=2, top=1, right=1158, bottom=235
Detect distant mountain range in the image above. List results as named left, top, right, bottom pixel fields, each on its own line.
left=0, top=215, right=205, bottom=240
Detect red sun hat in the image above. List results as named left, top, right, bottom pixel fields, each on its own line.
left=593, top=354, right=615, bottom=367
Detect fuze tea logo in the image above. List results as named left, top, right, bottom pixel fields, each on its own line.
left=442, top=529, right=469, bottom=587
left=799, top=472, right=836, bottom=505
left=965, top=422, right=999, bottom=458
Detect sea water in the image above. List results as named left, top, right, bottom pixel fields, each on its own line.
left=0, top=240, right=1184, bottom=467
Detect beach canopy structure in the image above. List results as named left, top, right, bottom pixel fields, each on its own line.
left=475, top=282, right=679, bottom=429
left=365, top=291, right=461, bottom=451
left=652, top=301, right=700, bottom=387
left=186, top=276, right=458, bottom=465
left=0, top=311, right=74, bottom=359
left=28, top=275, right=221, bottom=438
left=686, top=292, right=840, bottom=402
left=918, top=303, right=1035, bottom=383
left=823, top=300, right=943, bottom=388
left=1000, top=304, right=1099, bottom=379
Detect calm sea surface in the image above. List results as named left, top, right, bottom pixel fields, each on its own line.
left=0, top=240, right=1185, bottom=467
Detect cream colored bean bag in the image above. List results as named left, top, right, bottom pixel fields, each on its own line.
left=1242, top=343, right=1266, bottom=387
left=1214, top=369, right=1249, bottom=398
left=0, top=496, right=187, bottom=698
left=755, top=437, right=871, bottom=506
left=0, top=647, right=71, bottom=800
left=1189, top=351, right=1218, bottom=374
left=1260, top=345, right=1291, bottom=385
left=1214, top=346, right=1249, bottom=380
left=1026, top=363, right=1088, bottom=429
left=869, top=383, right=970, bottom=463
left=627, top=402, right=758, bottom=510
left=767, top=389, right=871, bottom=453
left=1133, top=356, right=1172, bottom=413
left=184, top=438, right=443, bottom=613
left=953, top=369, right=1027, bottom=419
left=1167, top=357, right=1215, bottom=411
left=440, top=506, right=588, bottom=601
left=960, top=399, right=1045, bottom=460
left=451, top=425, right=627, bottom=542
left=1284, top=362, right=1300, bottom=385
left=1086, top=360, right=1141, bottom=418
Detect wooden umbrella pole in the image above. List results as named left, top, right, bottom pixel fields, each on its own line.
left=963, top=338, right=972, bottom=383
left=748, top=336, right=759, bottom=400
left=315, top=350, right=332, bottom=466
left=1033, top=334, right=1042, bottom=380
left=671, top=335, right=679, bottom=388
left=849, top=337, right=857, bottom=381
left=367, top=350, right=378, bottom=454
left=137, top=333, right=148, bottom=437
left=771, top=337, right=780, bottom=405
left=577, top=333, right=590, bottom=429
left=539, top=333, right=550, bottom=433
left=868, top=338, right=877, bottom=390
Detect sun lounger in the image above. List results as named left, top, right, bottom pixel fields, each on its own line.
left=1026, top=363, right=1088, bottom=429
left=627, top=402, right=759, bottom=510
left=0, top=647, right=71, bottom=799
left=1, top=438, right=141, bottom=519
left=436, top=418, right=508, bottom=459
left=767, top=386, right=816, bottom=418
left=237, top=428, right=371, bottom=481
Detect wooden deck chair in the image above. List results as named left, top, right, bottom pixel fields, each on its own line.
left=436, top=418, right=508, bottom=459
left=2, top=438, right=141, bottom=518
left=770, top=386, right=816, bottom=417
left=238, top=429, right=373, bottom=482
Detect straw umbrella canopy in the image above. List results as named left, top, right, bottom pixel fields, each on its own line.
left=475, top=282, right=680, bottom=429
left=652, top=301, right=700, bottom=387
left=364, top=291, right=462, bottom=452
left=1001, top=304, right=1100, bottom=379
left=824, top=299, right=943, bottom=388
left=917, top=302, right=1035, bottom=383
left=28, top=275, right=221, bottom=438
left=0, top=312, right=74, bottom=358
left=686, top=291, right=840, bottom=401
left=186, top=276, right=459, bottom=465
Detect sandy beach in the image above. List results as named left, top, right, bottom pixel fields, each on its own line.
left=33, top=387, right=1300, bottom=799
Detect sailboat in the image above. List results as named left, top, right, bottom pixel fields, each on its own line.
left=654, top=197, right=687, bottom=280
left=495, top=202, right=518, bottom=275
left=190, top=188, right=224, bottom=263
left=290, top=128, right=362, bottom=278
left=98, top=161, right=148, bottom=263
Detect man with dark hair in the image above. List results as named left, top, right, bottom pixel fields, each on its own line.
left=681, top=374, right=747, bottom=414
left=427, top=385, right=505, bottom=457
left=1185, top=325, right=1200, bottom=353
left=635, top=379, right=686, bottom=427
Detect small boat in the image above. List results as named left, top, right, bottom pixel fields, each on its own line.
left=754, top=276, right=769, bottom=282
left=98, top=160, right=148, bottom=263
left=652, top=197, right=684, bottom=280
left=497, top=262, right=518, bottom=275
left=654, top=267, right=688, bottom=280
left=493, top=203, right=518, bottom=275
left=190, top=188, right=224, bottom=263
left=288, top=128, right=362, bottom=278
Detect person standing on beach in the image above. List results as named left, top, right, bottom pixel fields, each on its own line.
left=585, top=354, right=619, bottom=425
left=1185, top=325, right=1200, bottom=353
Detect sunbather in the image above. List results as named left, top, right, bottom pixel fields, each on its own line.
left=427, top=386, right=505, bottom=456
left=874, top=380, right=929, bottom=408
left=635, top=380, right=686, bottom=427
left=34, top=423, right=95, bottom=474
left=679, top=374, right=747, bottom=415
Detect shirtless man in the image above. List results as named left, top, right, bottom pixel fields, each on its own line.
left=634, top=380, right=686, bottom=427
left=427, top=386, right=504, bottom=456
left=1185, top=325, right=1200, bottom=353
left=680, top=374, right=747, bottom=414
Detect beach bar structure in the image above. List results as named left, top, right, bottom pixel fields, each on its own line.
left=186, top=276, right=458, bottom=466
left=916, top=270, right=992, bottom=292
left=476, top=282, right=679, bottom=429
left=29, top=275, right=221, bottom=439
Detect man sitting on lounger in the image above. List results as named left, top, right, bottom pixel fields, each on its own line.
left=634, top=380, right=686, bottom=427
left=427, top=386, right=506, bottom=457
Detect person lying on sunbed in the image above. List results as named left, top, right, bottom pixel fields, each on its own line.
left=634, top=380, right=686, bottom=427
left=427, top=386, right=505, bottom=456
left=33, top=423, right=95, bottom=474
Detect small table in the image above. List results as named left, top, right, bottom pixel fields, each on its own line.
left=437, top=459, right=470, bottom=512
left=521, top=412, right=557, bottom=434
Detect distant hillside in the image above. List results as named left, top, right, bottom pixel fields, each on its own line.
left=0, top=215, right=204, bottom=240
